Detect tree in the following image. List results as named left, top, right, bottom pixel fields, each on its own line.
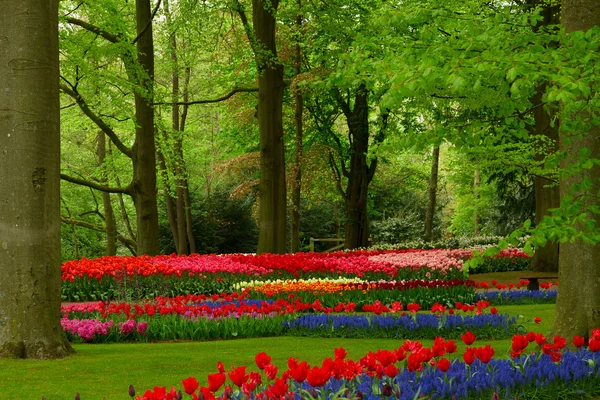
left=290, top=0, right=304, bottom=254
left=553, top=0, right=600, bottom=340
left=528, top=0, right=561, bottom=273
left=233, top=0, right=287, bottom=254
left=60, top=0, right=160, bottom=255
left=0, top=0, right=72, bottom=358
left=424, top=145, right=440, bottom=242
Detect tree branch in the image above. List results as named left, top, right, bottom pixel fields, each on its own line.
left=60, top=82, right=133, bottom=158
left=60, top=216, right=137, bottom=253
left=61, top=173, right=133, bottom=195
left=65, top=17, right=120, bottom=43
left=132, top=0, right=163, bottom=45
left=153, top=87, right=258, bottom=106
left=231, top=0, right=258, bottom=55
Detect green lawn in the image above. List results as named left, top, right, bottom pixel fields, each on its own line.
left=0, top=304, right=555, bottom=400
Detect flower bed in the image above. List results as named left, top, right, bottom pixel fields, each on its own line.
left=61, top=295, right=515, bottom=343
left=283, top=312, right=519, bottom=340
left=129, top=331, right=600, bottom=400
left=476, top=289, right=557, bottom=305
left=61, top=249, right=528, bottom=301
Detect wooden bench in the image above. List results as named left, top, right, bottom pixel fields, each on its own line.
left=519, top=276, right=558, bottom=291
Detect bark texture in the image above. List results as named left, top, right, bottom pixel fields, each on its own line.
left=291, top=5, right=303, bottom=254
left=343, top=88, right=371, bottom=249
left=424, top=146, right=440, bottom=242
left=132, top=0, right=159, bottom=255
left=97, top=132, right=117, bottom=255
left=528, top=0, right=560, bottom=273
left=0, top=0, right=73, bottom=358
left=553, top=0, right=600, bottom=339
left=253, top=0, right=287, bottom=254
left=530, top=87, right=560, bottom=272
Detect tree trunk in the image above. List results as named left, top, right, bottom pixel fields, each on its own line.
left=180, top=66, right=197, bottom=254
left=0, top=0, right=73, bottom=358
left=424, top=145, right=440, bottom=242
left=553, top=0, right=600, bottom=340
left=473, top=167, right=481, bottom=235
left=97, top=132, right=117, bottom=255
left=157, top=149, right=179, bottom=249
left=527, top=0, right=560, bottom=273
left=253, top=0, right=287, bottom=254
left=132, top=0, right=159, bottom=256
left=343, top=87, right=371, bottom=250
left=291, top=4, right=303, bottom=254
left=530, top=87, right=560, bottom=272
left=164, top=0, right=190, bottom=255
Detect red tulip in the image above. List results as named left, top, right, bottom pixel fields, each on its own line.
left=490, top=307, right=498, bottom=315
left=526, top=332, right=537, bottom=342
left=198, top=387, right=216, bottom=400
left=553, top=335, right=567, bottom=350
left=267, top=378, right=288, bottom=398
left=461, top=331, right=476, bottom=345
left=334, top=347, right=347, bottom=361
left=463, top=349, right=476, bottom=365
left=255, top=352, right=271, bottom=370
left=307, top=366, right=330, bottom=387
left=444, top=340, right=457, bottom=354
left=383, top=363, right=399, bottom=378
left=512, top=334, right=529, bottom=352
left=476, top=345, right=495, bottom=364
left=207, top=372, right=226, bottom=393
left=437, top=358, right=451, bottom=372
left=228, top=366, right=249, bottom=387
left=534, top=317, right=542, bottom=324
left=589, top=338, right=600, bottom=352
left=182, top=377, right=199, bottom=395
left=289, top=360, right=310, bottom=383
left=572, top=336, right=586, bottom=348
left=264, top=363, right=278, bottom=380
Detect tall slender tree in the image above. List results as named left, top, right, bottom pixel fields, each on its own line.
left=233, top=0, right=287, bottom=254
left=0, top=0, right=72, bottom=358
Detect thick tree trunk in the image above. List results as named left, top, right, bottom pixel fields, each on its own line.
left=0, top=0, right=73, bottom=358
left=253, top=0, right=287, bottom=254
left=132, top=0, right=159, bottom=256
left=530, top=87, right=560, bottom=272
left=291, top=7, right=303, bottom=254
left=344, top=88, right=371, bottom=250
left=424, top=145, right=440, bottom=242
left=553, top=0, right=600, bottom=340
left=97, top=132, right=117, bottom=255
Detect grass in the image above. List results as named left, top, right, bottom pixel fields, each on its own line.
left=0, top=303, right=556, bottom=400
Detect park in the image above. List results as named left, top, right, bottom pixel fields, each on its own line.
left=0, top=0, right=599, bottom=399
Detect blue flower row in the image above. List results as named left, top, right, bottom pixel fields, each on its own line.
left=283, top=313, right=519, bottom=339
left=476, top=289, right=557, bottom=305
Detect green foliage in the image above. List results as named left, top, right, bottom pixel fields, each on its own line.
left=369, top=235, right=529, bottom=251
left=158, top=188, right=259, bottom=255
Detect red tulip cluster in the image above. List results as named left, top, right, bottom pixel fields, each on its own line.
left=62, top=248, right=529, bottom=282
left=62, top=295, right=499, bottom=321
left=135, top=328, right=600, bottom=400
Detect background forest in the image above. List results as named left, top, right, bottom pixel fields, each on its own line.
left=58, top=0, right=549, bottom=261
